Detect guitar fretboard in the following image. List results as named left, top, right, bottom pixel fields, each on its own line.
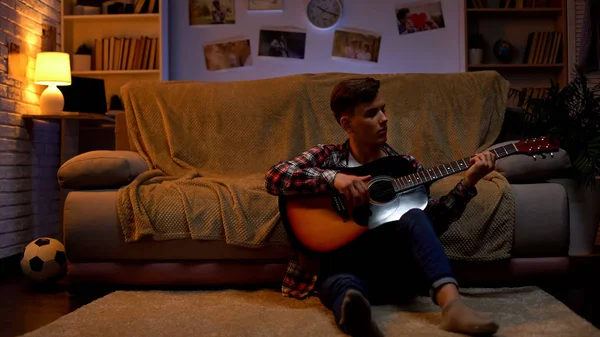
left=393, top=143, right=518, bottom=192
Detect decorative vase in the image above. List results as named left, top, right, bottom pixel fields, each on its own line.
left=73, top=54, right=91, bottom=71
left=469, top=48, right=483, bottom=65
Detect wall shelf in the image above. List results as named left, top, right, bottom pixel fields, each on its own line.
left=64, top=14, right=159, bottom=21
left=468, top=63, right=565, bottom=69
left=467, top=8, right=563, bottom=17
left=61, top=0, right=168, bottom=109
left=72, top=70, right=161, bottom=76
left=465, top=0, right=568, bottom=92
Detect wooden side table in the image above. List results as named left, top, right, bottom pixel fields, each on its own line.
left=21, top=112, right=115, bottom=164
left=21, top=113, right=116, bottom=240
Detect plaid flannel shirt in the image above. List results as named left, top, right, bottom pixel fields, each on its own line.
left=264, top=140, right=477, bottom=299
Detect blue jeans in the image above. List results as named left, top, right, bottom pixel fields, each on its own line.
left=317, top=208, right=457, bottom=326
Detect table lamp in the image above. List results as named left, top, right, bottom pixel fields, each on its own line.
left=34, top=52, right=71, bottom=114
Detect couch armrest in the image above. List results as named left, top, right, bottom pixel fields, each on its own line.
left=487, top=140, right=572, bottom=183
left=547, top=178, right=600, bottom=256
left=58, top=150, right=149, bottom=189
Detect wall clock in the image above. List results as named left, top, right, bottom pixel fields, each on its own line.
left=306, top=0, right=343, bottom=29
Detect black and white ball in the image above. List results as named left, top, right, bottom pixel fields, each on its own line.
left=20, top=237, right=67, bottom=282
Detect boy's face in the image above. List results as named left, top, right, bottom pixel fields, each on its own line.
left=341, top=92, right=388, bottom=146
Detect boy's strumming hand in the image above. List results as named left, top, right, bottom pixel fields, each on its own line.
left=334, top=173, right=372, bottom=207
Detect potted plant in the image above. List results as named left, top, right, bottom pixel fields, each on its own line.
left=468, top=34, right=485, bottom=65
left=73, top=43, right=93, bottom=71
left=509, top=66, right=600, bottom=188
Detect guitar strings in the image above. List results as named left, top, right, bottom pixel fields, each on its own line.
left=368, top=184, right=399, bottom=198
left=368, top=180, right=423, bottom=198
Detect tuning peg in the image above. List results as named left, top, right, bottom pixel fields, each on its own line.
left=532, top=155, right=537, bottom=160
left=550, top=152, right=554, bottom=158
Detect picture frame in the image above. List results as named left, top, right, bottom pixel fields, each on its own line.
left=189, top=0, right=235, bottom=26
left=204, top=38, right=252, bottom=71
left=395, top=1, right=446, bottom=35
left=332, top=28, right=381, bottom=63
left=248, top=0, right=283, bottom=11
left=258, top=28, right=306, bottom=59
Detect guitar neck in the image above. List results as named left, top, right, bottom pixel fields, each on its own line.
left=393, top=143, right=518, bottom=191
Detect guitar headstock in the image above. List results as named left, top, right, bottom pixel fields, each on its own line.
left=513, top=136, right=560, bottom=155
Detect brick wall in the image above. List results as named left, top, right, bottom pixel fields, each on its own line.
left=0, top=0, right=61, bottom=259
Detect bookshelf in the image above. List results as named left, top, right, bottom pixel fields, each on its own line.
left=60, top=0, right=169, bottom=112
left=465, top=0, right=568, bottom=105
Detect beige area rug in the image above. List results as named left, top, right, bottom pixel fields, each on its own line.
left=20, top=286, right=600, bottom=337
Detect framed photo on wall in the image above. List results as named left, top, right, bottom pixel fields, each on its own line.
left=248, top=0, right=282, bottom=11
left=395, top=1, right=445, bottom=35
left=7, top=40, right=28, bottom=81
left=258, top=29, right=306, bottom=59
left=42, top=22, right=57, bottom=52
left=204, top=39, right=252, bottom=71
left=332, top=28, right=381, bottom=63
left=189, top=0, right=235, bottom=26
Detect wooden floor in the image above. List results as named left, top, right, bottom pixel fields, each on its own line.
left=2, top=254, right=600, bottom=337
left=0, top=255, right=110, bottom=337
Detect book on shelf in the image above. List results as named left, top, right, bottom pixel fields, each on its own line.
left=469, top=0, right=561, bottom=8
left=469, top=0, right=485, bottom=7
left=92, top=36, right=159, bottom=71
left=522, top=31, right=562, bottom=64
left=134, top=0, right=158, bottom=13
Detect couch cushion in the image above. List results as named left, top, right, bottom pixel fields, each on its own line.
left=58, top=151, right=149, bottom=189
left=63, top=190, right=292, bottom=262
left=511, top=183, right=569, bottom=257
left=547, top=178, right=600, bottom=256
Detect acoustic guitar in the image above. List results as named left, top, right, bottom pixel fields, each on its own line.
left=278, top=137, right=560, bottom=253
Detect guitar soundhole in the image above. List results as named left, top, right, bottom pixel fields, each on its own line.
left=369, top=180, right=396, bottom=203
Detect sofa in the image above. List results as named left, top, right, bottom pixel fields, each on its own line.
left=57, top=71, right=600, bottom=290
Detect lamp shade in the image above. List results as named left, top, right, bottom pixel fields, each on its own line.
left=34, top=52, right=71, bottom=86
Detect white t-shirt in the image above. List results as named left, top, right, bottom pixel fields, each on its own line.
left=347, top=151, right=361, bottom=168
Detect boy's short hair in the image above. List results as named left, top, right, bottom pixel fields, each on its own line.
left=396, top=8, right=409, bottom=21
left=330, top=77, right=380, bottom=124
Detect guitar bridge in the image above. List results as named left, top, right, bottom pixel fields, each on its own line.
left=331, top=195, right=350, bottom=222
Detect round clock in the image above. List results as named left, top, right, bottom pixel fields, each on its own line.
left=306, top=0, right=343, bottom=29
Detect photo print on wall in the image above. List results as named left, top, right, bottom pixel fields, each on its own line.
left=42, top=22, right=57, bottom=52
left=248, top=0, right=283, bottom=10
left=7, top=39, right=28, bottom=81
left=332, top=29, right=381, bottom=63
left=258, top=29, right=306, bottom=59
left=190, top=0, right=235, bottom=25
left=204, top=38, right=252, bottom=71
left=395, top=1, right=445, bottom=35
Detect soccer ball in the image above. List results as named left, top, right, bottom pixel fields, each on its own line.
left=20, top=237, right=68, bottom=283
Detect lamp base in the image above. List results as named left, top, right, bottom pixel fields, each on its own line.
left=39, top=84, right=64, bottom=115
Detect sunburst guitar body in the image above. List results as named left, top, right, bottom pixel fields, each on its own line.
left=278, top=137, right=560, bottom=253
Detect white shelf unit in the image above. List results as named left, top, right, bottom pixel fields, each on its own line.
left=61, top=0, right=169, bottom=110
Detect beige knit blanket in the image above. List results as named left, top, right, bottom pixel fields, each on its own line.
left=117, top=71, right=514, bottom=260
